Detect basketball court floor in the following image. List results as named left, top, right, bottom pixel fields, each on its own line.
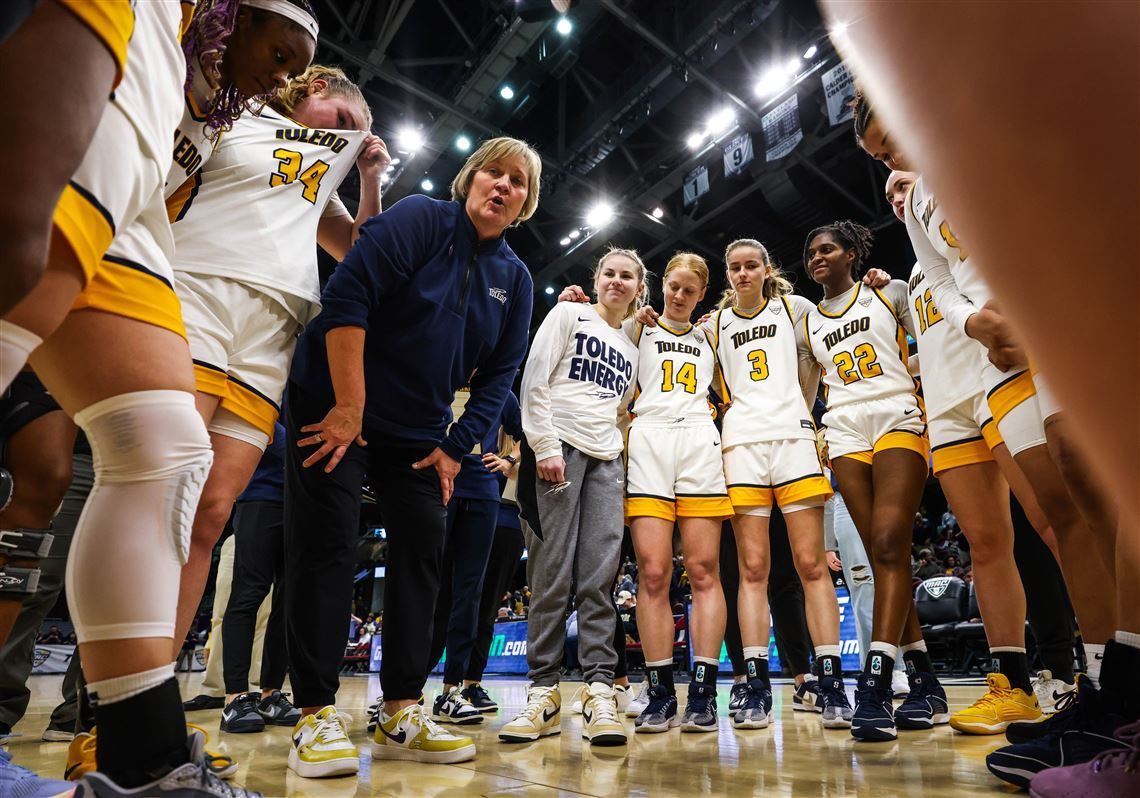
left=4, top=672, right=1026, bottom=797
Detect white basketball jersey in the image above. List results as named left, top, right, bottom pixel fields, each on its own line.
left=905, top=175, right=994, bottom=336
left=906, top=263, right=988, bottom=419
left=713, top=296, right=817, bottom=447
left=165, top=63, right=219, bottom=199
left=806, top=282, right=917, bottom=409
left=171, top=107, right=366, bottom=319
left=632, top=319, right=716, bottom=421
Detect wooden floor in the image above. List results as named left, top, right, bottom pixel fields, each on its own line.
left=6, top=672, right=1023, bottom=797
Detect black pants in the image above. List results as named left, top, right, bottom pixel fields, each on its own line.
left=720, top=512, right=813, bottom=677
left=428, top=497, right=499, bottom=686
left=1012, top=498, right=1078, bottom=681
left=284, top=384, right=447, bottom=706
left=466, top=522, right=524, bottom=681
left=222, top=500, right=288, bottom=695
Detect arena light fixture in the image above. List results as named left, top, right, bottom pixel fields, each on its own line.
left=685, top=131, right=705, bottom=149
left=569, top=229, right=581, bottom=239
left=803, top=44, right=818, bottom=59
left=555, top=17, right=572, bottom=35
left=545, top=286, right=556, bottom=295
left=560, top=236, right=572, bottom=246
left=754, top=65, right=792, bottom=97
left=455, top=134, right=472, bottom=152
left=420, top=178, right=434, bottom=192
left=586, top=201, right=615, bottom=228
left=499, top=84, right=516, bottom=100
left=397, top=127, right=424, bottom=153
left=705, top=107, right=736, bottom=137
left=652, top=207, right=665, bottom=219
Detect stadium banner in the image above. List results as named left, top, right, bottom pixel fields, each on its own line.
left=682, top=164, right=710, bottom=207
left=689, top=586, right=862, bottom=674
left=31, top=644, right=74, bottom=675
left=762, top=94, right=803, bottom=161
left=723, top=132, right=755, bottom=177
left=822, top=62, right=855, bottom=126
left=372, top=620, right=530, bottom=674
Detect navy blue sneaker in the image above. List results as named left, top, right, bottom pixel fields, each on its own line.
left=895, top=672, right=950, bottom=730
left=1006, top=688, right=1076, bottom=744
left=634, top=685, right=679, bottom=734
left=728, top=682, right=749, bottom=713
left=851, top=673, right=896, bottom=741
left=460, top=683, right=498, bottom=713
left=681, top=683, right=718, bottom=733
left=732, top=678, right=772, bottom=730
left=985, top=675, right=1125, bottom=789
left=819, top=676, right=853, bottom=729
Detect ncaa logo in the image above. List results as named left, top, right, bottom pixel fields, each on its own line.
left=695, top=665, right=706, bottom=683
left=870, top=655, right=882, bottom=675
left=923, top=576, right=953, bottom=599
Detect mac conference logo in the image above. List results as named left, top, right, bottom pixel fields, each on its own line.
left=33, top=648, right=50, bottom=668
left=923, top=577, right=953, bottom=599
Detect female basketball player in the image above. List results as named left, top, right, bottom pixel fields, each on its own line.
left=0, top=3, right=259, bottom=795
left=621, top=253, right=733, bottom=734
left=501, top=248, right=645, bottom=747
left=802, top=221, right=948, bottom=741
left=707, top=239, right=852, bottom=732
left=164, top=64, right=387, bottom=776
left=849, top=92, right=1134, bottom=777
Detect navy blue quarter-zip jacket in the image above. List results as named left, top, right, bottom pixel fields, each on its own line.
left=289, top=195, right=534, bottom=461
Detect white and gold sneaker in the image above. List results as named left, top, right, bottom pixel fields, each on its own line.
left=499, top=685, right=562, bottom=742
left=581, top=682, right=628, bottom=746
left=371, top=703, right=476, bottom=763
left=288, top=707, right=359, bottom=778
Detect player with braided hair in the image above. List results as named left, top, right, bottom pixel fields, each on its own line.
left=802, top=220, right=948, bottom=742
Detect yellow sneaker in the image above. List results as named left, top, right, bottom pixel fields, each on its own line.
left=64, top=732, right=96, bottom=781
left=66, top=725, right=239, bottom=781
left=949, top=672, right=1042, bottom=734
left=371, top=703, right=476, bottom=763
left=288, top=707, right=359, bottom=778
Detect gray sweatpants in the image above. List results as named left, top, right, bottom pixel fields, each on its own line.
left=525, top=444, right=624, bottom=687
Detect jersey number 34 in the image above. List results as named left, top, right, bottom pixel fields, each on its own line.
left=270, top=149, right=329, bottom=204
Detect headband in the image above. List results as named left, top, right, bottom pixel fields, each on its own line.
left=239, top=0, right=319, bottom=40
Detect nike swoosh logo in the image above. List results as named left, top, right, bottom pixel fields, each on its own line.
left=223, top=709, right=236, bottom=721
left=542, top=707, right=558, bottom=722
left=578, top=316, right=590, bottom=322
left=713, top=441, right=720, bottom=447
left=292, top=733, right=304, bottom=746
left=812, top=325, right=824, bottom=335
left=1052, top=689, right=1071, bottom=701
left=583, top=709, right=593, bottom=723
left=380, top=726, right=407, bottom=744
left=721, top=321, right=734, bottom=330
left=903, top=408, right=919, bottom=415
left=645, top=331, right=657, bottom=336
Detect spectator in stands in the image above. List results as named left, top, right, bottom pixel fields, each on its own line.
left=38, top=626, right=63, bottom=645
left=916, top=550, right=942, bottom=580
left=940, top=508, right=957, bottom=534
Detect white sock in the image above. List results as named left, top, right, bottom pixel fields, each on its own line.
left=693, top=656, right=719, bottom=666
left=645, top=658, right=673, bottom=668
left=0, top=320, right=41, bottom=394
left=899, top=640, right=927, bottom=654
left=742, top=646, right=768, bottom=660
left=990, top=646, right=1027, bottom=653
left=87, top=663, right=174, bottom=706
left=1116, top=631, right=1140, bottom=651
left=815, top=644, right=842, bottom=658
left=870, top=641, right=900, bottom=661
left=1085, top=643, right=1106, bottom=688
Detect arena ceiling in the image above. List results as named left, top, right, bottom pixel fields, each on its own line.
left=312, top=0, right=918, bottom=325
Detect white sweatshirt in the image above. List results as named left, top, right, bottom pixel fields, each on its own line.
left=521, top=302, right=637, bottom=462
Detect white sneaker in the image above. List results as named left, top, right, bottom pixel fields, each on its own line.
left=614, top=684, right=632, bottom=714
left=372, top=703, right=476, bottom=763
left=626, top=682, right=650, bottom=717
left=288, top=706, right=359, bottom=778
left=499, top=685, right=562, bottom=742
left=581, top=682, right=628, bottom=746
left=1031, top=670, right=1076, bottom=714
left=891, top=669, right=910, bottom=698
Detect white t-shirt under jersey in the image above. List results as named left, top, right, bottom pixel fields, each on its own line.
left=171, top=108, right=365, bottom=323
left=522, top=302, right=638, bottom=462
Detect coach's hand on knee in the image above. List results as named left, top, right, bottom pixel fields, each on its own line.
left=300, top=404, right=366, bottom=472
left=412, top=447, right=461, bottom=505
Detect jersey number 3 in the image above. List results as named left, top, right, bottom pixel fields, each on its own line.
left=661, top=360, right=698, bottom=394
left=270, top=149, right=329, bottom=204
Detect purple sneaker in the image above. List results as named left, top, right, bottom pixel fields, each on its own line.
left=1028, top=719, right=1139, bottom=798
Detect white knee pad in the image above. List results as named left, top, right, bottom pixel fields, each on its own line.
left=67, top=390, right=213, bottom=642
left=0, top=320, right=41, bottom=394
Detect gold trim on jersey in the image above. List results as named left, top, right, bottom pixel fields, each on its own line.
left=58, top=0, right=134, bottom=88
left=167, top=171, right=203, bottom=223
left=730, top=298, right=770, bottom=320
left=931, top=436, right=994, bottom=475
left=54, top=181, right=116, bottom=285
left=193, top=362, right=281, bottom=437
left=626, top=495, right=678, bottom=522
left=727, top=473, right=833, bottom=510
left=676, top=494, right=734, bottom=519
left=815, top=283, right=863, bottom=319
left=986, top=369, right=1037, bottom=424
left=875, top=429, right=931, bottom=463
left=72, top=255, right=187, bottom=340
left=981, top=416, right=1003, bottom=450
left=836, top=451, right=874, bottom=465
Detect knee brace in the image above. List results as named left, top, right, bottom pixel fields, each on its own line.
left=66, top=390, right=212, bottom=642
left=0, top=527, right=53, bottom=594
